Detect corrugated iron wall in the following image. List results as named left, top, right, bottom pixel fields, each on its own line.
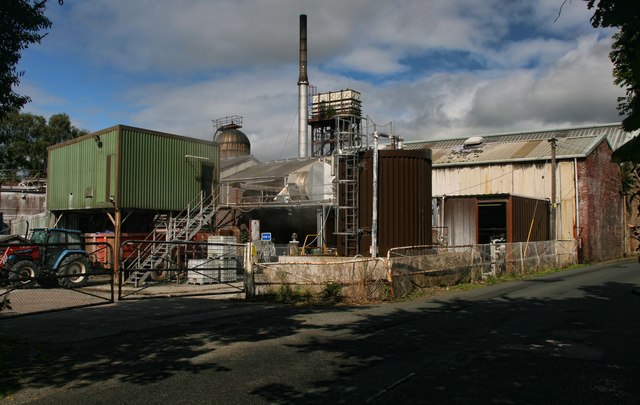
left=47, top=125, right=219, bottom=212
left=47, top=128, right=119, bottom=210
left=119, top=127, right=218, bottom=210
left=510, top=195, right=549, bottom=242
left=444, top=197, right=477, bottom=246
left=356, top=149, right=432, bottom=256
left=441, top=194, right=549, bottom=245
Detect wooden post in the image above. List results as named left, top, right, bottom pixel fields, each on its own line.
left=114, top=209, right=121, bottom=299
left=549, top=137, right=557, bottom=240
left=244, top=241, right=255, bottom=298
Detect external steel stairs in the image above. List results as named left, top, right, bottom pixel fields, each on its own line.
left=123, top=190, right=218, bottom=285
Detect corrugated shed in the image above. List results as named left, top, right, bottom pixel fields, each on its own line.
left=47, top=128, right=119, bottom=210
left=119, top=127, right=218, bottom=210
left=442, top=195, right=549, bottom=245
left=403, top=123, right=638, bottom=167
left=47, top=125, right=218, bottom=212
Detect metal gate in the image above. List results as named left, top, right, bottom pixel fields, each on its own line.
left=0, top=241, right=115, bottom=319
left=118, top=239, right=247, bottom=300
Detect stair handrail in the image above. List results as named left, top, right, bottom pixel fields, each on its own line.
left=123, top=185, right=220, bottom=272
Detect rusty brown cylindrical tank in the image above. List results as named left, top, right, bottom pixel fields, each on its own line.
left=338, top=149, right=432, bottom=256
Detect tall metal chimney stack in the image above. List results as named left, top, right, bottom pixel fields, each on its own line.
left=298, top=14, right=309, bottom=158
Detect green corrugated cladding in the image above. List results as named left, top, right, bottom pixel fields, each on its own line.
left=47, top=125, right=219, bottom=211
left=47, top=128, right=118, bottom=210
left=119, top=126, right=218, bottom=210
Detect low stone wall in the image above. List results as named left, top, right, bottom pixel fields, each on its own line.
left=389, top=251, right=478, bottom=298
left=254, top=256, right=389, bottom=301
left=252, top=241, right=578, bottom=302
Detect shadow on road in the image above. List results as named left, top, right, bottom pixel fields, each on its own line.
left=2, top=277, right=640, bottom=403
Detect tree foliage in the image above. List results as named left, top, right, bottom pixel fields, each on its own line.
left=0, top=112, right=86, bottom=181
left=0, top=0, right=63, bottom=119
left=585, top=0, right=640, bottom=132
left=620, top=162, right=640, bottom=254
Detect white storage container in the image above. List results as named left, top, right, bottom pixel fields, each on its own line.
left=207, top=235, right=237, bottom=260
left=187, top=258, right=237, bottom=284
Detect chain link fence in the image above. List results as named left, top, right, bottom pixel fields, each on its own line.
left=1, top=237, right=580, bottom=315
left=0, top=241, right=114, bottom=318
left=388, top=240, right=578, bottom=298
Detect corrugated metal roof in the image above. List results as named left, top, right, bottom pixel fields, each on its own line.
left=403, top=123, right=639, bottom=166
left=222, top=157, right=318, bottom=183
left=220, top=155, right=259, bottom=171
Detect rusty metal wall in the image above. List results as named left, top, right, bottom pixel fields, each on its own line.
left=442, top=194, right=549, bottom=245
left=356, top=149, right=432, bottom=257
left=510, top=195, right=549, bottom=242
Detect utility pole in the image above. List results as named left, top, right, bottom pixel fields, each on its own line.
left=549, top=137, right=557, bottom=240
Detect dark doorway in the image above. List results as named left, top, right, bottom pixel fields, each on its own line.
left=201, top=164, right=215, bottom=198
left=478, top=201, right=507, bottom=244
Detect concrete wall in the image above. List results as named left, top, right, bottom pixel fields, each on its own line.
left=0, top=191, right=47, bottom=222
left=254, top=256, right=388, bottom=300
left=252, top=240, right=578, bottom=300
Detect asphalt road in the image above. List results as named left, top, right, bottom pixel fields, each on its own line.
left=1, top=259, right=639, bottom=404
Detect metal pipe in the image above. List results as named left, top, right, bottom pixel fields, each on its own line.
left=298, top=14, right=309, bottom=158
left=371, top=131, right=393, bottom=257
left=371, top=132, right=380, bottom=257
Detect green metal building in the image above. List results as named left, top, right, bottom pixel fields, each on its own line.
left=47, top=125, right=219, bottom=233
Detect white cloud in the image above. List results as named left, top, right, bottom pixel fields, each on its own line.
left=19, top=0, right=627, bottom=162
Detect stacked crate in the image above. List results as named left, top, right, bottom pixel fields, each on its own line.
left=187, top=235, right=237, bottom=284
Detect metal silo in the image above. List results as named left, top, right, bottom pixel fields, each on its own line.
left=214, top=116, right=251, bottom=158
left=346, top=149, right=432, bottom=257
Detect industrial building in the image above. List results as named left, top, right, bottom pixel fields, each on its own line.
left=45, top=125, right=219, bottom=270
left=4, top=12, right=636, bottom=272
left=405, top=123, right=636, bottom=262
left=215, top=84, right=433, bottom=258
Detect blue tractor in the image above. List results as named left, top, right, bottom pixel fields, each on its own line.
left=1, top=228, right=91, bottom=288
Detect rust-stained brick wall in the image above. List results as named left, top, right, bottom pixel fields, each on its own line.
left=577, top=141, right=624, bottom=262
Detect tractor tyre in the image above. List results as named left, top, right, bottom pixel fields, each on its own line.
left=8, top=260, right=40, bottom=289
left=58, top=254, right=90, bottom=288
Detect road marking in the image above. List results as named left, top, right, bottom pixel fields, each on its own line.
left=366, top=372, right=416, bottom=403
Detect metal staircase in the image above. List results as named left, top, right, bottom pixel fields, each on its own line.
left=123, top=189, right=218, bottom=285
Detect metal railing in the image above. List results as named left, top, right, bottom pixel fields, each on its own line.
left=122, top=189, right=219, bottom=280
left=119, top=240, right=246, bottom=300
left=387, top=240, right=578, bottom=298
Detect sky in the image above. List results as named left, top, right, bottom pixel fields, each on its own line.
left=17, top=0, right=624, bottom=162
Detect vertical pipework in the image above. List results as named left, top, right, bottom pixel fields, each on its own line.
left=298, top=14, right=309, bottom=158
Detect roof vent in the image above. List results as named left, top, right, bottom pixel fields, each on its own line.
left=463, top=136, right=484, bottom=148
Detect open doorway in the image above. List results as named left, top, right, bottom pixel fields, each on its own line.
left=201, top=164, right=215, bottom=198
left=478, top=201, right=507, bottom=244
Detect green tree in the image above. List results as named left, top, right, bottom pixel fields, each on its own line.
left=0, top=112, right=86, bottom=181
left=0, top=0, right=63, bottom=119
left=585, top=0, right=640, bottom=132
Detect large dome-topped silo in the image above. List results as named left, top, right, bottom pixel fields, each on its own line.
left=214, top=115, right=251, bottom=158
